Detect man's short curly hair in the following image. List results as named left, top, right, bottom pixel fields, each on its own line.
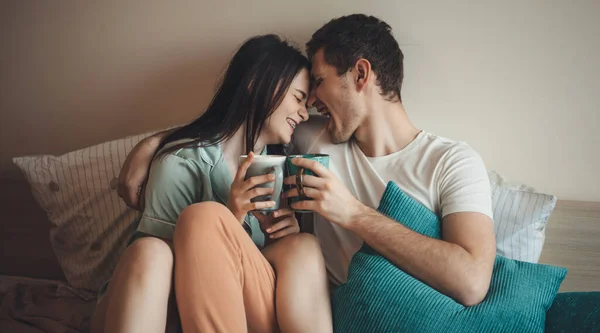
left=306, top=14, right=404, bottom=102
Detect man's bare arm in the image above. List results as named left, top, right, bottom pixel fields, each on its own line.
left=350, top=208, right=496, bottom=306
left=285, top=157, right=496, bottom=306
left=117, top=128, right=178, bottom=210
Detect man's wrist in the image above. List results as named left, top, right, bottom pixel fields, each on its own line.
left=346, top=201, right=375, bottom=231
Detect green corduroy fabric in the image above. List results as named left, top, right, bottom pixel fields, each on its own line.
left=545, top=292, right=600, bottom=332
left=332, top=181, right=567, bottom=333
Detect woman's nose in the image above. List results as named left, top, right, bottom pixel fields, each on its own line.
left=298, top=105, right=309, bottom=121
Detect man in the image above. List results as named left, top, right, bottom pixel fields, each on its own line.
left=120, top=14, right=496, bottom=307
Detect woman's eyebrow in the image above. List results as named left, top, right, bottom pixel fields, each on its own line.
left=295, top=89, right=307, bottom=99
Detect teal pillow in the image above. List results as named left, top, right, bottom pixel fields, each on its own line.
left=545, top=292, right=600, bottom=332
left=332, top=182, right=567, bottom=333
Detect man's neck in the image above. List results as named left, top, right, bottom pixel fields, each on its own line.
left=353, top=101, right=420, bottom=158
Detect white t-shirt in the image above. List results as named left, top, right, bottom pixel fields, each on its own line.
left=292, top=117, right=493, bottom=285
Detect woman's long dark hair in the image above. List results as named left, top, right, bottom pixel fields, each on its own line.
left=157, top=34, right=310, bottom=156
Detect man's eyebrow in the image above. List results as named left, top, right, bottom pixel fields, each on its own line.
left=295, top=89, right=307, bottom=99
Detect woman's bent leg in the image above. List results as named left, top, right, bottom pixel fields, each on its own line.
left=174, top=202, right=279, bottom=333
left=91, top=236, right=174, bottom=333
left=263, top=233, right=333, bottom=333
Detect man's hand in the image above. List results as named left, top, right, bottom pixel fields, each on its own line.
left=117, top=136, right=161, bottom=210
left=283, top=157, right=368, bottom=228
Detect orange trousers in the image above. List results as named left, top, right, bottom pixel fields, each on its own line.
left=173, top=202, right=280, bottom=333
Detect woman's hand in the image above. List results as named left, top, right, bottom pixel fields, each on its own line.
left=227, top=152, right=277, bottom=223
left=252, top=208, right=300, bottom=241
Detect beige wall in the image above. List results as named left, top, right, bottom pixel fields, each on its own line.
left=1, top=1, right=598, bottom=201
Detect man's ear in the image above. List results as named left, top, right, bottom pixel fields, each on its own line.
left=354, top=58, right=371, bottom=91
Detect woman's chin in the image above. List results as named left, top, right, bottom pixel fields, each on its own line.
left=280, top=134, right=292, bottom=145
left=266, top=136, right=290, bottom=146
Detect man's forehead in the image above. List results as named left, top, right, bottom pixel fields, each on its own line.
left=310, top=51, right=326, bottom=77
left=310, top=67, right=320, bottom=79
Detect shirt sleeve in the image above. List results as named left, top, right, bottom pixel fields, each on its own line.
left=137, top=153, right=203, bottom=239
left=437, top=143, right=494, bottom=221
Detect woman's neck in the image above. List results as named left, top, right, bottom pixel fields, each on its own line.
left=221, top=126, right=266, bottom=178
left=221, top=126, right=265, bottom=155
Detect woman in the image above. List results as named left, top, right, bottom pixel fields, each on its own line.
left=91, top=35, right=332, bottom=333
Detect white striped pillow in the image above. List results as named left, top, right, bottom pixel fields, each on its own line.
left=488, top=170, right=557, bottom=263
left=13, top=131, right=155, bottom=292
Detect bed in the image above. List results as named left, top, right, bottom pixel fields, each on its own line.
left=1, top=141, right=598, bottom=332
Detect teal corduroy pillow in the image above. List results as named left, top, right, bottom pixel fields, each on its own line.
left=332, top=182, right=567, bottom=333
left=545, top=292, right=600, bottom=332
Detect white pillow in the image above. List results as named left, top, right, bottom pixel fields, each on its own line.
left=13, top=132, right=155, bottom=291
left=488, top=170, right=557, bottom=263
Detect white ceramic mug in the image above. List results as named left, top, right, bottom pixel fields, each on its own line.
left=239, top=155, right=286, bottom=211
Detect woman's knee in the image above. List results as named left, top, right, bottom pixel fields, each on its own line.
left=281, top=233, right=322, bottom=254
left=174, top=202, right=237, bottom=242
left=271, top=233, right=325, bottom=269
left=179, top=202, right=229, bottom=221
left=125, top=237, right=174, bottom=275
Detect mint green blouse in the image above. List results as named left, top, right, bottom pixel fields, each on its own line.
left=136, top=142, right=266, bottom=248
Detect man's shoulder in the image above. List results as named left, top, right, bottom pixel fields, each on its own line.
left=420, top=131, right=463, bottom=150
left=419, top=132, right=482, bottom=163
left=418, top=132, right=492, bottom=219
